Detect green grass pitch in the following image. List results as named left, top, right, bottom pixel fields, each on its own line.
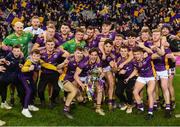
left=0, top=68, right=180, bottom=126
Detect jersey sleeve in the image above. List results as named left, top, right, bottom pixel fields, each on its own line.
left=40, top=59, right=57, bottom=71
left=21, top=59, right=32, bottom=72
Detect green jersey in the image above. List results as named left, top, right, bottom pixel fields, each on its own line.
left=61, top=38, right=86, bottom=54
left=3, top=32, right=33, bottom=58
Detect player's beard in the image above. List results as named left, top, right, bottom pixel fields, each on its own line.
left=16, top=30, right=23, bottom=36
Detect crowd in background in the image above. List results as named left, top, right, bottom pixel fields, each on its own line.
left=0, top=0, right=179, bottom=42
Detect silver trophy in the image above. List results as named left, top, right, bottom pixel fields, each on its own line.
left=86, top=67, right=101, bottom=101
left=90, top=67, right=101, bottom=82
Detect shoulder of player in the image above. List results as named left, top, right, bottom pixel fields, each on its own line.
left=23, top=31, right=33, bottom=37
left=5, top=52, right=13, bottom=59
left=5, top=33, right=16, bottom=39
left=96, top=33, right=103, bottom=38
left=66, top=38, right=75, bottom=44
left=23, top=26, right=32, bottom=31
left=81, top=40, right=86, bottom=44
left=53, top=49, right=63, bottom=55
left=38, top=28, right=44, bottom=33
left=54, top=32, right=62, bottom=40
left=109, top=31, right=116, bottom=34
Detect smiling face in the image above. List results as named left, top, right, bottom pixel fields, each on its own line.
left=128, top=36, right=136, bottom=46
left=114, top=36, right=123, bottom=47
left=45, top=41, right=55, bottom=52
left=31, top=53, right=41, bottom=63
left=60, top=25, right=70, bottom=35
left=152, top=31, right=161, bottom=43
left=133, top=51, right=143, bottom=62
left=14, top=22, right=24, bottom=35
left=47, top=27, right=55, bottom=39
left=161, top=27, right=170, bottom=36
left=86, top=29, right=95, bottom=39
left=89, top=51, right=98, bottom=63
left=141, top=32, right=150, bottom=42
left=120, top=48, right=128, bottom=58
left=74, top=49, right=84, bottom=60
left=75, top=31, right=84, bottom=41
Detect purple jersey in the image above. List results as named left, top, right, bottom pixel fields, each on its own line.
left=100, top=53, right=116, bottom=68
left=153, top=48, right=171, bottom=71
left=133, top=55, right=154, bottom=77
left=89, top=61, right=102, bottom=71
left=36, top=37, right=61, bottom=48
left=128, top=44, right=137, bottom=51
left=96, top=31, right=116, bottom=42
left=144, top=41, right=153, bottom=48
left=41, top=49, right=64, bottom=65
left=117, top=56, right=134, bottom=78
left=64, top=56, right=87, bottom=82
left=55, top=33, right=74, bottom=45
left=86, top=39, right=99, bottom=49
left=78, top=57, right=102, bottom=77
left=78, top=57, right=90, bottom=77
left=112, top=47, right=121, bottom=60
left=41, top=49, right=64, bottom=74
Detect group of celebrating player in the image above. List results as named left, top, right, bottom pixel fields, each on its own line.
left=0, top=16, right=179, bottom=125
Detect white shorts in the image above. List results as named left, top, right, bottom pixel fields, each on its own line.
left=80, top=76, right=88, bottom=84
left=58, top=80, right=64, bottom=91
left=103, top=66, right=111, bottom=73
left=168, top=68, right=176, bottom=76
left=136, top=77, right=155, bottom=84
left=156, top=70, right=168, bottom=80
